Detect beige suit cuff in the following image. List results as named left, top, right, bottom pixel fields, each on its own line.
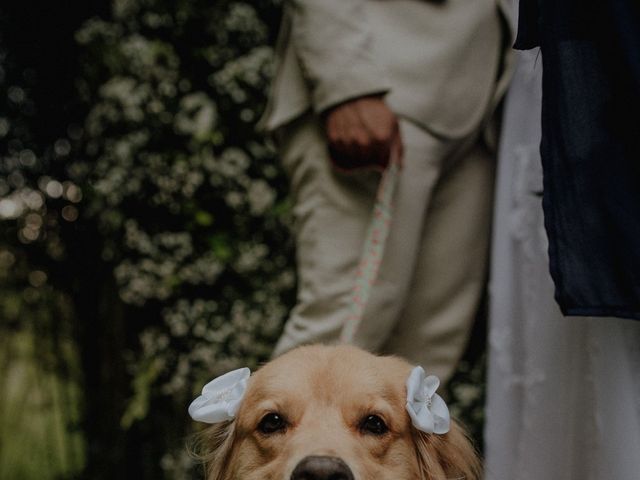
left=311, top=70, right=392, bottom=114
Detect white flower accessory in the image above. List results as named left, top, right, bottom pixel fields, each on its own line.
left=188, top=367, right=251, bottom=423
left=405, top=366, right=450, bottom=434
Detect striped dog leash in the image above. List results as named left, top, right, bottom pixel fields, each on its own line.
left=339, top=149, right=401, bottom=343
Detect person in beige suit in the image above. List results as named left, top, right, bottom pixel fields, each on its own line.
left=262, top=0, right=514, bottom=384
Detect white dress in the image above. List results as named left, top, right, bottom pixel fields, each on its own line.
left=484, top=47, right=640, bottom=480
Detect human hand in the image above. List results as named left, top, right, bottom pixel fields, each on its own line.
left=324, top=96, right=403, bottom=172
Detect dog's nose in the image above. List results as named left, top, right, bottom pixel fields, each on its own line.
left=291, top=455, right=354, bottom=480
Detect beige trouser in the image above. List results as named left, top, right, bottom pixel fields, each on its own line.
left=273, top=116, right=495, bottom=384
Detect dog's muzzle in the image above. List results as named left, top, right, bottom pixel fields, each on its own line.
left=291, top=455, right=355, bottom=480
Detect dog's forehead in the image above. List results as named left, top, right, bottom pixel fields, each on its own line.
left=249, top=345, right=411, bottom=401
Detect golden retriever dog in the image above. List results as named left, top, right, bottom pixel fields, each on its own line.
left=193, top=345, right=481, bottom=480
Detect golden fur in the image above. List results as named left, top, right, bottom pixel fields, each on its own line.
left=194, top=345, right=481, bottom=480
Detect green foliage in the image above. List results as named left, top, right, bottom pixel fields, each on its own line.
left=2, top=0, right=291, bottom=477
left=73, top=0, right=292, bottom=475
left=0, top=330, right=85, bottom=479
left=0, top=20, right=87, bottom=478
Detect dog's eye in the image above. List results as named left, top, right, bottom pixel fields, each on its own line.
left=359, top=414, right=389, bottom=435
left=258, top=413, right=287, bottom=434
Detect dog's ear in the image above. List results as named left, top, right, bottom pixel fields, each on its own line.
left=412, top=420, right=482, bottom=480
left=191, top=420, right=236, bottom=480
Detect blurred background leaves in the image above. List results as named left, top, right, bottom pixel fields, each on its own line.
left=0, top=0, right=484, bottom=478
left=1, top=0, right=291, bottom=477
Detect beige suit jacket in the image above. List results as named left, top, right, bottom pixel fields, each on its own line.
left=260, top=0, right=514, bottom=138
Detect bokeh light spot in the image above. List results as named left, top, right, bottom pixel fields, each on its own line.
left=19, top=149, right=37, bottom=167
left=63, top=182, right=83, bottom=203
left=45, top=180, right=64, bottom=198
left=8, top=170, right=25, bottom=188
left=54, top=138, right=72, bottom=157
left=0, top=250, right=15, bottom=268
left=28, top=270, right=48, bottom=288
left=0, top=198, right=21, bottom=218
left=0, top=118, right=9, bottom=137
left=21, top=226, right=40, bottom=242
left=7, top=86, right=26, bottom=104
left=24, top=190, right=45, bottom=210
left=25, top=212, right=43, bottom=228
left=62, top=205, right=79, bottom=222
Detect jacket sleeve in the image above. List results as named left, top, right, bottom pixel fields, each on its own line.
left=288, top=0, right=392, bottom=114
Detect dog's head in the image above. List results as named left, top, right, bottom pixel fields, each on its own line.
left=194, top=345, right=481, bottom=480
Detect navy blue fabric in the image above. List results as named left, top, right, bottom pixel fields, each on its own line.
left=515, top=0, right=640, bottom=320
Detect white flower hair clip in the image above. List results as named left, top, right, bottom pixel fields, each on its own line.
left=406, top=366, right=450, bottom=434
left=188, top=367, right=250, bottom=423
